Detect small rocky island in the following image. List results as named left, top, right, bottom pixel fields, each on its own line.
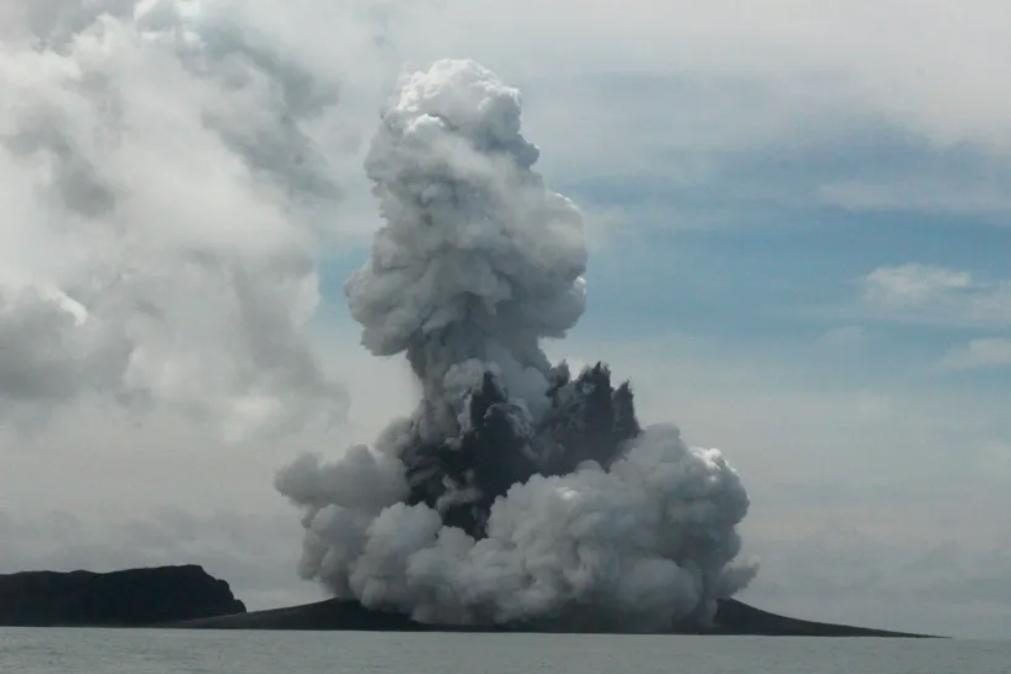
left=0, top=565, right=245, bottom=626
left=178, top=596, right=929, bottom=637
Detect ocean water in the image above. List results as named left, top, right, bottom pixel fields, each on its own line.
left=1, top=628, right=1009, bottom=674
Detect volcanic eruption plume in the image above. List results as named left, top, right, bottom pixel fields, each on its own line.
left=277, top=59, right=755, bottom=631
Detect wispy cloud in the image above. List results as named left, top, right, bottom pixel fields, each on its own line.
left=819, top=325, right=868, bottom=349
left=861, top=264, right=1011, bottom=327
left=863, top=264, right=974, bottom=305
left=821, top=176, right=1011, bottom=220
left=937, top=338, right=1011, bottom=372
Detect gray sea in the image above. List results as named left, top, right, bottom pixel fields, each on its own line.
left=2, top=628, right=1009, bottom=674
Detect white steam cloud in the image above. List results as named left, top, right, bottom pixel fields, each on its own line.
left=278, top=60, right=754, bottom=631
left=0, top=0, right=344, bottom=436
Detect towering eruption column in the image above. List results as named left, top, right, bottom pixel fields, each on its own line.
left=277, top=59, right=755, bottom=631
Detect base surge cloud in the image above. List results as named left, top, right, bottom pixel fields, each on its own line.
left=277, top=59, right=754, bottom=631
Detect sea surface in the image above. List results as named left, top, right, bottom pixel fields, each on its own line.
left=1, top=628, right=1009, bottom=674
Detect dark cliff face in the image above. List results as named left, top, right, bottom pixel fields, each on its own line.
left=0, top=565, right=246, bottom=627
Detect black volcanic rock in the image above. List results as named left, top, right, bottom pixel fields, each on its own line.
left=176, top=597, right=935, bottom=637
left=710, top=599, right=931, bottom=637
left=0, top=565, right=246, bottom=626
left=177, top=597, right=428, bottom=631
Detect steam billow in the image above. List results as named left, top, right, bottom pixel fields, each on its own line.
left=277, top=60, right=755, bottom=631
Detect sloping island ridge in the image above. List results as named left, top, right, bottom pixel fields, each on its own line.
left=176, top=594, right=934, bottom=637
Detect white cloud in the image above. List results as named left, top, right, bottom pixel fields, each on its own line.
left=0, top=1, right=365, bottom=437
left=863, top=264, right=974, bottom=306
left=0, top=285, right=128, bottom=406
left=819, top=325, right=868, bottom=349
left=820, top=176, right=1011, bottom=220
left=938, top=338, right=1011, bottom=372
left=861, top=264, right=1011, bottom=327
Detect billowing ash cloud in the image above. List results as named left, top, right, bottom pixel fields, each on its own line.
left=0, top=0, right=344, bottom=436
left=277, top=59, right=755, bottom=631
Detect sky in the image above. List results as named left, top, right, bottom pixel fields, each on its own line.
left=1, top=0, right=1009, bottom=638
